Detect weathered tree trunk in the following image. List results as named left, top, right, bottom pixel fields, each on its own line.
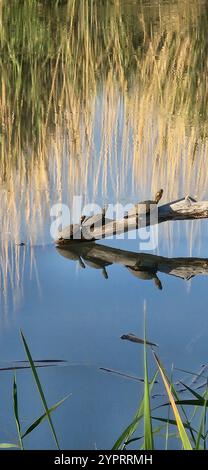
left=57, top=196, right=208, bottom=244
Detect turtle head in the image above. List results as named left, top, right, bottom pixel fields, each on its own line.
left=155, top=189, right=163, bottom=204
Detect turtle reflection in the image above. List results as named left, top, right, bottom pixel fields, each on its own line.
left=56, top=243, right=162, bottom=287
left=83, top=257, right=111, bottom=279
left=56, top=242, right=208, bottom=287
left=126, top=266, right=162, bottom=290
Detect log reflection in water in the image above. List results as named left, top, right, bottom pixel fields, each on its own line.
left=56, top=242, right=208, bottom=289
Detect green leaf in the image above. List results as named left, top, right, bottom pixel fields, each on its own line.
left=152, top=416, right=197, bottom=434
left=195, top=387, right=208, bottom=450
left=20, top=330, right=60, bottom=450
left=22, top=394, right=71, bottom=438
left=112, top=371, right=158, bottom=450
left=0, top=443, right=19, bottom=448
left=179, top=382, right=204, bottom=400
left=125, top=425, right=165, bottom=446
left=175, top=399, right=208, bottom=406
left=143, top=312, right=154, bottom=450
left=13, top=374, right=24, bottom=450
left=153, top=353, right=192, bottom=450
left=165, top=364, right=174, bottom=450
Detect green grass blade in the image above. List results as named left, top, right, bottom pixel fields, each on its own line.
left=179, top=382, right=204, bottom=400
left=203, top=388, right=208, bottom=450
left=125, top=425, right=165, bottom=446
left=154, top=398, right=208, bottom=408
left=0, top=443, right=19, bottom=448
left=112, top=371, right=158, bottom=450
left=153, top=389, right=197, bottom=445
left=20, top=330, right=60, bottom=450
left=159, top=383, right=197, bottom=445
left=22, top=394, right=71, bottom=439
left=143, top=314, right=154, bottom=450
left=165, top=364, right=174, bottom=450
left=112, top=412, right=143, bottom=450
left=195, top=386, right=208, bottom=450
left=175, top=399, right=208, bottom=406
left=154, top=353, right=192, bottom=450
left=152, top=416, right=197, bottom=434
left=13, top=375, right=24, bottom=450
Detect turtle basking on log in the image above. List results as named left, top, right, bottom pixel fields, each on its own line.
left=81, top=204, right=109, bottom=228
left=125, top=189, right=163, bottom=218
left=81, top=204, right=112, bottom=239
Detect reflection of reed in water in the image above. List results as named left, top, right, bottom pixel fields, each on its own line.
left=0, top=243, right=40, bottom=314
left=1, top=0, right=208, bottom=306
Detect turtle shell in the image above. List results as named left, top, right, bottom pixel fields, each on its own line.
left=82, top=215, right=113, bottom=239
left=82, top=214, right=103, bottom=227
left=125, top=189, right=163, bottom=218
left=58, top=223, right=81, bottom=240
left=126, top=200, right=157, bottom=218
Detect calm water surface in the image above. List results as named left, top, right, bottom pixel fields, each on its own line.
left=0, top=0, right=208, bottom=449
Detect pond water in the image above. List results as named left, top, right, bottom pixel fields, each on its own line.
left=1, top=0, right=208, bottom=450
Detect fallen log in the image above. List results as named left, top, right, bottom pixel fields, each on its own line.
left=56, top=194, right=208, bottom=244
